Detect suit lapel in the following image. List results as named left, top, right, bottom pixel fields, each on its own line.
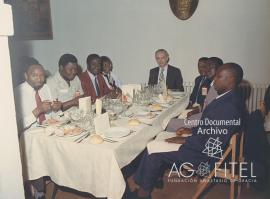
left=166, top=65, right=171, bottom=86
left=85, top=72, right=97, bottom=98
left=154, top=67, right=159, bottom=84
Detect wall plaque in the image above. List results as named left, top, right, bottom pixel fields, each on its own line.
left=169, top=0, right=199, bottom=20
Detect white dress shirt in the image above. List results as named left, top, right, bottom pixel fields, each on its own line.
left=47, top=71, right=83, bottom=102
left=158, top=65, right=168, bottom=84
left=87, top=70, right=99, bottom=95
left=102, top=72, right=121, bottom=89
left=14, top=82, right=53, bottom=132
left=216, top=90, right=231, bottom=99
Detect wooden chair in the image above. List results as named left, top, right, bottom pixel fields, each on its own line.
left=192, top=133, right=245, bottom=199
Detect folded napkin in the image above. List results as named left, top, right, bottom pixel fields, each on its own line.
left=147, top=131, right=181, bottom=154
left=121, top=84, right=141, bottom=98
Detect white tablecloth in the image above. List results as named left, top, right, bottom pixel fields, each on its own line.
left=20, top=93, right=189, bottom=199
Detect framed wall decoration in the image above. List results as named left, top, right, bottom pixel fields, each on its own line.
left=4, top=0, right=53, bottom=40
left=169, top=0, right=199, bottom=20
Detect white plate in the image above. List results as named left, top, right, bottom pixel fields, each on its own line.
left=104, top=127, right=130, bottom=138
left=55, top=126, right=84, bottom=137
left=135, top=111, right=149, bottom=117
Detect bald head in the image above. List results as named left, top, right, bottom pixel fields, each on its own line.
left=214, top=63, right=243, bottom=95
left=25, top=64, right=46, bottom=90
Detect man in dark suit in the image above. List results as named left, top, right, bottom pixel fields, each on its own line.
left=130, top=63, right=244, bottom=199
left=166, top=57, right=223, bottom=132
left=189, top=57, right=210, bottom=108
left=148, top=49, right=184, bottom=91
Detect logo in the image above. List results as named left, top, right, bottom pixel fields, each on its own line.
left=202, top=137, right=223, bottom=159
left=196, top=162, right=210, bottom=177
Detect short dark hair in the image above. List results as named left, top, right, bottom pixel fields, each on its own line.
left=19, top=56, right=40, bottom=73
left=264, top=85, right=270, bottom=114
left=86, top=54, right=100, bottom=66
left=100, top=56, right=113, bottom=71
left=58, top=54, right=78, bottom=68
left=237, top=79, right=252, bottom=103
left=198, top=57, right=208, bottom=62
left=208, top=57, right=223, bottom=70
left=223, top=63, right=244, bottom=86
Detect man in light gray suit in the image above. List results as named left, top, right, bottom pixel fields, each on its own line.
left=166, top=57, right=223, bottom=132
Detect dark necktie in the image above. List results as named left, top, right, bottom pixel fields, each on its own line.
left=95, top=76, right=100, bottom=96
left=35, top=91, right=46, bottom=124
left=105, top=74, right=114, bottom=87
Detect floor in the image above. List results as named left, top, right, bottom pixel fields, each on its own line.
left=42, top=175, right=270, bottom=199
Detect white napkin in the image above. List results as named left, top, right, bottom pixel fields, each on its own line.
left=121, top=84, right=141, bottom=98
left=94, top=112, right=110, bottom=135
left=147, top=131, right=181, bottom=154
left=79, top=96, right=91, bottom=112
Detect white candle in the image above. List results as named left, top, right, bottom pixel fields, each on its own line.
left=79, top=96, right=91, bottom=113
left=96, top=99, right=102, bottom=115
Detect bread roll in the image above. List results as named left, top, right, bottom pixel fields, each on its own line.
left=128, top=118, right=141, bottom=126
left=150, top=104, right=162, bottom=111
left=89, top=134, right=104, bottom=144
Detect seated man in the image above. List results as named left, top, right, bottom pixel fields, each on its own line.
left=101, top=55, right=122, bottom=89
left=14, top=63, right=62, bottom=132
left=166, top=57, right=223, bottom=132
left=148, top=49, right=184, bottom=91
left=188, top=57, right=211, bottom=108
left=80, top=54, right=118, bottom=102
left=47, top=54, right=83, bottom=111
left=14, top=62, right=62, bottom=199
left=130, top=63, right=244, bottom=199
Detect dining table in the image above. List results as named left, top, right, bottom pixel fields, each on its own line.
left=19, top=92, right=189, bottom=199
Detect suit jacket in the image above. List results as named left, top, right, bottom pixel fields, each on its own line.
left=178, top=90, right=242, bottom=169
left=79, top=71, right=110, bottom=102
left=189, top=76, right=212, bottom=108
left=148, top=65, right=184, bottom=91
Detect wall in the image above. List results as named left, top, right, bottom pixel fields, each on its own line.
left=10, top=0, right=270, bottom=85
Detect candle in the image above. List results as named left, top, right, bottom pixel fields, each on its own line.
left=96, top=98, right=102, bottom=115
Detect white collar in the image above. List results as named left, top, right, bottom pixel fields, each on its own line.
left=159, top=65, right=168, bottom=71
left=216, top=90, right=231, bottom=99
left=87, top=70, right=96, bottom=80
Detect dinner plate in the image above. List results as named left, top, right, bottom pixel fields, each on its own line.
left=103, top=127, right=130, bottom=138
left=135, top=111, right=149, bottom=117
left=55, top=126, right=83, bottom=137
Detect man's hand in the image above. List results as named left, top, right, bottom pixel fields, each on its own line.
left=176, top=128, right=192, bottom=136
left=40, top=101, right=52, bottom=113
left=51, top=100, right=62, bottom=112
left=33, top=101, right=51, bottom=117
left=165, top=136, right=186, bottom=144
left=187, top=107, right=200, bottom=118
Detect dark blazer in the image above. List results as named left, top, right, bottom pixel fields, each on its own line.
left=148, top=65, right=184, bottom=91
left=179, top=90, right=242, bottom=169
left=79, top=71, right=110, bottom=102
left=189, top=75, right=212, bottom=107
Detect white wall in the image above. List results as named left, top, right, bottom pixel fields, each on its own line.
left=11, top=0, right=270, bottom=85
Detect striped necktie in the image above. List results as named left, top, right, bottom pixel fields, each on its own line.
left=95, top=76, right=100, bottom=96
left=159, top=68, right=165, bottom=84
